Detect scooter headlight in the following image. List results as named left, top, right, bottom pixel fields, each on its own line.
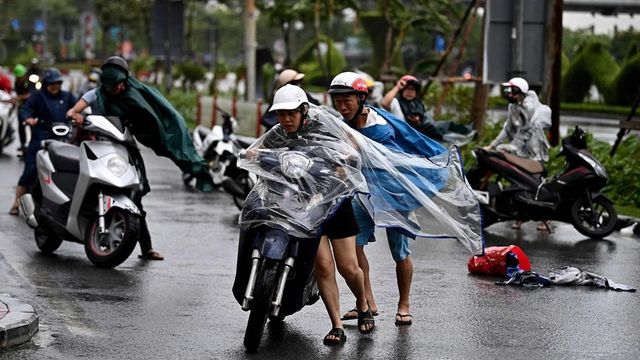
left=577, top=152, right=607, bottom=178
left=107, top=156, right=128, bottom=177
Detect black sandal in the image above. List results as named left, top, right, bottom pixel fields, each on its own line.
left=341, top=307, right=379, bottom=321
left=357, top=307, right=375, bottom=334
left=323, top=327, right=346, bottom=345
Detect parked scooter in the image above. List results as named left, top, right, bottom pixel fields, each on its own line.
left=18, top=115, right=143, bottom=268
left=0, top=90, right=16, bottom=154
left=182, top=106, right=256, bottom=209
left=467, top=126, right=618, bottom=238
left=233, top=149, right=356, bottom=352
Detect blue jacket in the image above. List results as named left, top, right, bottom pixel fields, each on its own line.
left=19, top=89, right=76, bottom=138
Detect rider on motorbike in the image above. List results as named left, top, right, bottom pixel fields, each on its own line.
left=485, top=77, right=552, bottom=230
left=486, top=77, right=551, bottom=161
left=9, top=68, right=76, bottom=216
left=242, top=84, right=374, bottom=345
left=66, top=56, right=215, bottom=260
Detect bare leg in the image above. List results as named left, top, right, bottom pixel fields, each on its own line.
left=10, top=185, right=27, bottom=213
left=314, top=236, right=342, bottom=341
left=355, top=245, right=378, bottom=314
left=396, top=255, right=413, bottom=318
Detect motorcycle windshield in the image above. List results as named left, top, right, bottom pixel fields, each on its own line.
left=239, top=106, right=483, bottom=255
left=238, top=108, right=367, bottom=238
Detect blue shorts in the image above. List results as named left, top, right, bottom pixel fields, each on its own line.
left=352, top=200, right=411, bottom=262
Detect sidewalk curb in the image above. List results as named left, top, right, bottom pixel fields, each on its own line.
left=0, top=295, right=39, bottom=350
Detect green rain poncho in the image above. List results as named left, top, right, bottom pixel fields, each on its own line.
left=97, top=65, right=214, bottom=193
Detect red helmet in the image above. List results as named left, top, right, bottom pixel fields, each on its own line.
left=400, top=74, right=420, bottom=91
left=328, top=72, right=369, bottom=95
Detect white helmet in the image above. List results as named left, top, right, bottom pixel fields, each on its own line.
left=502, top=77, right=529, bottom=93
left=328, top=72, right=369, bottom=95
left=269, top=84, right=309, bottom=112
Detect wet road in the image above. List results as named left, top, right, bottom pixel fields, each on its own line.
left=1, top=144, right=639, bottom=359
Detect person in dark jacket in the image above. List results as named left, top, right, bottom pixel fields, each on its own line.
left=9, top=68, right=76, bottom=215
left=67, top=56, right=215, bottom=260
left=12, top=64, right=39, bottom=157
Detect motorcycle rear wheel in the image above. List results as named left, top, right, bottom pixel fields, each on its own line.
left=570, top=195, right=617, bottom=239
left=84, top=209, right=140, bottom=268
left=243, top=261, right=278, bottom=353
left=34, top=227, right=63, bottom=254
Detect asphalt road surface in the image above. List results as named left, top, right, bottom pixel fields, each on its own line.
left=1, top=141, right=639, bottom=359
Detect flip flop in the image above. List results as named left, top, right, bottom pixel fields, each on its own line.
left=357, top=307, right=375, bottom=334
left=138, top=250, right=164, bottom=260
left=9, top=206, right=18, bottom=216
left=395, top=313, right=413, bottom=326
left=341, top=307, right=379, bottom=320
left=323, top=327, right=346, bottom=346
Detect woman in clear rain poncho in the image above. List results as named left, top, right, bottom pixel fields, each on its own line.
left=238, top=84, right=374, bottom=345
left=238, top=79, right=484, bottom=334
left=486, top=77, right=552, bottom=230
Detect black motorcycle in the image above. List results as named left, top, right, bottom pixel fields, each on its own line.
left=467, top=126, right=618, bottom=238
left=233, top=148, right=356, bottom=352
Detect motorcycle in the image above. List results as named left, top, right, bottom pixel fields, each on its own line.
left=18, top=115, right=143, bottom=268
left=233, top=147, right=359, bottom=353
left=182, top=106, right=256, bottom=209
left=0, top=90, right=16, bottom=154
left=467, top=126, right=618, bottom=239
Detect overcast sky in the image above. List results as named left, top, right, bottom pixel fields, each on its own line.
left=564, top=11, right=638, bottom=34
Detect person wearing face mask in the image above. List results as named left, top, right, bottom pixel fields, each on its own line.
left=9, top=68, right=76, bottom=215
left=485, top=77, right=552, bottom=230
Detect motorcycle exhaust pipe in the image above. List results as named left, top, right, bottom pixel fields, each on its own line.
left=271, top=257, right=295, bottom=318
left=242, top=249, right=262, bottom=310
left=222, top=178, right=247, bottom=198
left=18, top=194, right=39, bottom=229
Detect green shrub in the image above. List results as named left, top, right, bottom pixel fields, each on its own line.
left=605, top=54, right=640, bottom=106
left=294, top=36, right=347, bottom=91
left=562, top=42, right=619, bottom=103
left=164, top=90, right=197, bottom=128
left=175, top=61, right=206, bottom=92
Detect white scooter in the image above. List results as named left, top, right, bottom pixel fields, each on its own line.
left=183, top=106, right=256, bottom=209
left=19, top=115, right=143, bottom=268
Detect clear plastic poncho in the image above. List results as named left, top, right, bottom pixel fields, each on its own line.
left=491, top=90, right=552, bottom=162
left=238, top=106, right=483, bottom=255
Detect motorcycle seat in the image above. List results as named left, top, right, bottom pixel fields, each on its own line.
left=502, top=152, right=545, bottom=175
left=46, top=141, right=80, bottom=173
left=196, top=127, right=211, bottom=140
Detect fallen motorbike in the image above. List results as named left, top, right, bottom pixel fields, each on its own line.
left=19, top=115, right=143, bottom=268
left=0, top=90, right=16, bottom=155
left=233, top=146, right=360, bottom=352
left=467, top=126, right=617, bottom=238
left=182, top=106, right=256, bottom=209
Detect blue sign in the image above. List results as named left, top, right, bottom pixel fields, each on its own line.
left=435, top=35, right=446, bottom=53
left=34, top=19, right=45, bottom=33
left=10, top=19, right=20, bottom=31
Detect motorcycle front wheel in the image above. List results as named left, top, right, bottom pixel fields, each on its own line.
left=35, top=227, right=63, bottom=254
left=570, top=195, right=617, bottom=239
left=84, top=209, right=140, bottom=268
left=244, top=261, right=278, bottom=353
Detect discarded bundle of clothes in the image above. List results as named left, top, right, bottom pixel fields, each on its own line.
left=468, top=246, right=636, bottom=292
